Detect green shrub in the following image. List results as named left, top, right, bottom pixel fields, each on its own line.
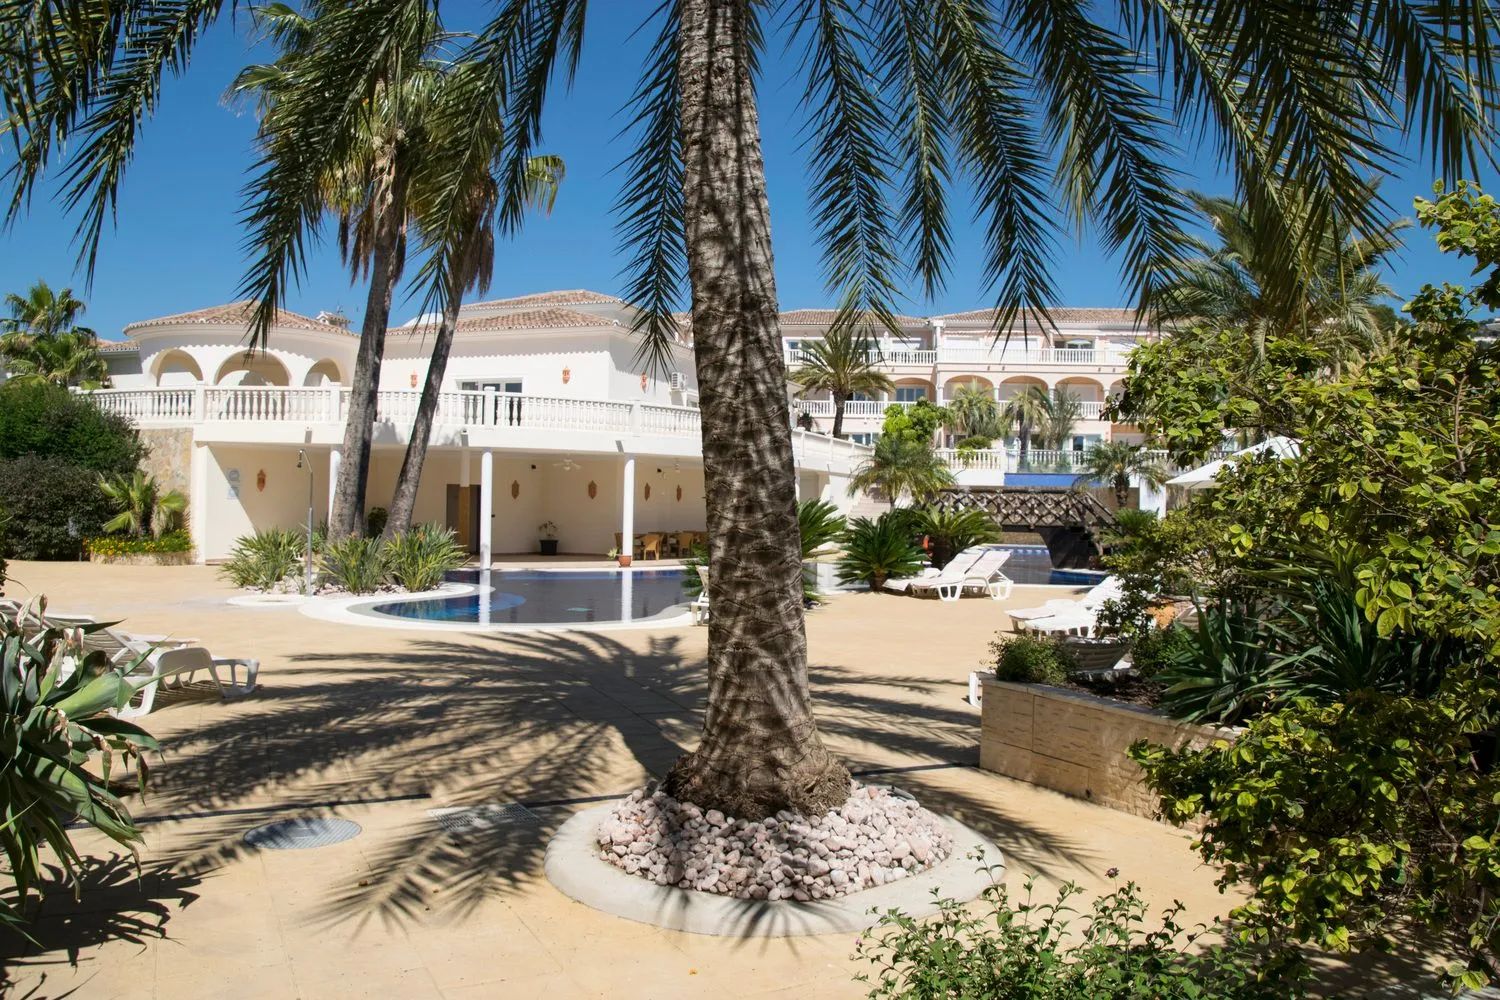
left=383, top=523, right=465, bottom=592
left=319, top=535, right=386, bottom=593
left=989, top=633, right=1076, bottom=684
left=364, top=506, right=388, bottom=538
left=1127, top=622, right=1195, bottom=678
left=836, top=514, right=925, bottom=589
left=0, top=456, right=114, bottom=559
left=856, top=867, right=1305, bottom=999
left=220, top=527, right=305, bottom=589
left=0, top=600, right=159, bottom=934
left=0, top=381, right=142, bottom=474
left=954, top=434, right=992, bottom=450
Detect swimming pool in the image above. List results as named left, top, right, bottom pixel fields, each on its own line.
left=995, top=546, right=1108, bottom=586
left=365, top=568, right=690, bottom=626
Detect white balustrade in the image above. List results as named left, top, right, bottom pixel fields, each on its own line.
left=935, top=448, right=1007, bottom=471
left=84, top=388, right=198, bottom=423
left=204, top=387, right=336, bottom=422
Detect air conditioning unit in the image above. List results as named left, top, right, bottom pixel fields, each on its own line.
left=668, top=371, right=688, bottom=392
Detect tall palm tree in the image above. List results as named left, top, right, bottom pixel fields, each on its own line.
left=944, top=379, right=1001, bottom=441
left=1002, top=386, right=1052, bottom=466
left=1040, top=387, right=1082, bottom=449
left=789, top=328, right=894, bottom=438
left=1155, top=191, right=1407, bottom=368
left=850, top=434, right=955, bottom=505
left=7, top=0, right=1498, bottom=819
left=0, top=279, right=106, bottom=387
left=1074, top=441, right=1170, bottom=509
left=384, top=144, right=565, bottom=538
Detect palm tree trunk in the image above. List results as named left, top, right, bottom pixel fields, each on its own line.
left=831, top=392, right=846, bottom=440
left=384, top=286, right=461, bottom=538
left=330, top=156, right=408, bottom=539
left=662, top=0, right=850, bottom=820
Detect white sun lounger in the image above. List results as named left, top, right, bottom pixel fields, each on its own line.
left=117, top=646, right=261, bottom=720
left=883, top=546, right=984, bottom=594
left=911, top=548, right=1013, bottom=602
left=690, top=565, right=711, bottom=625
left=1008, top=575, right=1123, bottom=624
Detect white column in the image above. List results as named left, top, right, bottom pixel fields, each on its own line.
left=459, top=445, right=471, bottom=488
left=327, top=447, right=341, bottom=524
left=189, top=443, right=209, bottom=563
left=621, top=455, right=636, bottom=560
left=479, top=449, right=493, bottom=567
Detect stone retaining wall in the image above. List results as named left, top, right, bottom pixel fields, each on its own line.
left=88, top=551, right=195, bottom=567
left=138, top=427, right=193, bottom=499
left=979, top=678, right=1232, bottom=821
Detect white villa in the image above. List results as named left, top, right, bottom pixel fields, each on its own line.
left=82, top=290, right=1153, bottom=563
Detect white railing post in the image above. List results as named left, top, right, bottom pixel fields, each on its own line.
left=630, top=401, right=642, bottom=434
left=191, top=385, right=205, bottom=422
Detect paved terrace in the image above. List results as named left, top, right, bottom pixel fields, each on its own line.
left=0, top=563, right=1429, bottom=998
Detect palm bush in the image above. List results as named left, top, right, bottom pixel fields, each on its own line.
left=850, top=435, right=955, bottom=504
left=220, top=527, right=304, bottom=590
left=836, top=514, right=926, bottom=590
left=383, top=523, right=466, bottom=593
left=0, top=600, right=158, bottom=933
left=319, top=536, right=387, bottom=594
left=914, top=507, right=999, bottom=568
left=1156, top=599, right=1306, bottom=725
left=97, top=470, right=186, bottom=538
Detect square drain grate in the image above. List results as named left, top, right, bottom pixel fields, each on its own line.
left=427, top=802, right=541, bottom=834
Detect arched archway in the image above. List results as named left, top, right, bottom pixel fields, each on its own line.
left=997, top=375, right=1047, bottom=402
left=152, top=349, right=204, bottom=387
left=302, top=359, right=343, bottom=386
left=942, top=374, right=994, bottom=397
left=215, top=351, right=291, bottom=387
left=892, top=377, right=934, bottom=404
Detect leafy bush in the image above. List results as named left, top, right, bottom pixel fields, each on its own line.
left=1154, top=599, right=1303, bottom=725
left=836, top=514, right=925, bottom=589
left=0, top=599, right=158, bottom=934
left=383, top=523, right=465, bottom=592
left=914, top=506, right=999, bottom=568
left=220, top=527, right=305, bottom=590
left=1133, top=694, right=1500, bottom=992
left=85, top=530, right=191, bottom=558
left=856, top=867, right=1304, bottom=999
left=1126, top=622, right=1195, bottom=679
left=319, top=535, right=386, bottom=594
left=989, top=633, right=1076, bottom=685
left=364, top=506, right=388, bottom=538
left=0, top=455, right=115, bottom=559
left=0, top=381, right=142, bottom=474
left=954, top=434, right=992, bottom=450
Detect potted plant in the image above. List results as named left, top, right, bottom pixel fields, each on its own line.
left=538, top=521, right=559, bottom=556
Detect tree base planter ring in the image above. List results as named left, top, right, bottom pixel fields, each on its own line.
left=545, top=801, right=998, bottom=937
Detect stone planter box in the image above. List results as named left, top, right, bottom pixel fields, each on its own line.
left=89, top=550, right=194, bottom=566
left=978, top=677, right=1232, bottom=821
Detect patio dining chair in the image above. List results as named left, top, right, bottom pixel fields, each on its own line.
left=641, top=533, right=664, bottom=560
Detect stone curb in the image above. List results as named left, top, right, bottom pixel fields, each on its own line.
left=545, top=802, right=1001, bottom=937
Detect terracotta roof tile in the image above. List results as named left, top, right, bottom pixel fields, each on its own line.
left=451, top=308, right=619, bottom=332
left=935, top=307, right=1140, bottom=326
left=464, top=289, right=621, bottom=310
left=123, top=301, right=346, bottom=334
left=96, top=339, right=137, bottom=354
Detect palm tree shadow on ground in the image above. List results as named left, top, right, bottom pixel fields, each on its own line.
left=7, top=628, right=1094, bottom=945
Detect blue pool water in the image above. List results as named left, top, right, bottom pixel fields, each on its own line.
left=362, top=547, right=1100, bottom=627
left=366, top=568, right=690, bottom=626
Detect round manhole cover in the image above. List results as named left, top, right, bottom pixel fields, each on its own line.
left=244, top=816, right=361, bottom=850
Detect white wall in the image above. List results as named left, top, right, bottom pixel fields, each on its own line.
left=199, top=444, right=330, bottom=561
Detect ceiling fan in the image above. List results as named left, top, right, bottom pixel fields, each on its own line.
left=553, top=456, right=580, bottom=472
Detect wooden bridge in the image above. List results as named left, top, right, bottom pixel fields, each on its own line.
left=930, top=487, right=1119, bottom=568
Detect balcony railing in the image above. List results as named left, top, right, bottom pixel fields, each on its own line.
left=84, top=387, right=704, bottom=438
left=793, top=398, right=1110, bottom=421
left=784, top=346, right=1133, bottom=368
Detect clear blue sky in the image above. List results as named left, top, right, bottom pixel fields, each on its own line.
left=2, top=5, right=1493, bottom=341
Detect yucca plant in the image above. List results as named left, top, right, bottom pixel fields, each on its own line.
left=319, top=536, right=387, bottom=594
left=383, top=523, right=466, bottom=592
left=219, top=528, right=304, bottom=590
left=0, top=599, right=157, bottom=934
left=837, top=515, right=927, bottom=590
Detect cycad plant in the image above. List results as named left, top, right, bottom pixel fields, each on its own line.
left=836, top=514, right=926, bottom=590
left=8, top=0, right=1499, bottom=819
left=789, top=328, right=895, bottom=438
left=915, top=507, right=999, bottom=568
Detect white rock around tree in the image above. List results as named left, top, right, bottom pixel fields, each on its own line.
left=596, top=782, right=953, bottom=900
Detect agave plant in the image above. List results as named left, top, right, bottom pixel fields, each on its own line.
left=0, top=599, right=157, bottom=933
left=1155, top=598, right=1308, bottom=725
left=319, top=536, right=387, bottom=594
left=220, top=528, right=305, bottom=590
left=383, top=524, right=466, bottom=593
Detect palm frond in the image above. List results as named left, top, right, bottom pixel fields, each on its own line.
left=615, top=0, right=686, bottom=378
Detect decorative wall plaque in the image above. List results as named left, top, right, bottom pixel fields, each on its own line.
left=587, top=480, right=597, bottom=500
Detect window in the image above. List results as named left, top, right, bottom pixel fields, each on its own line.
left=849, top=391, right=871, bottom=402
left=894, top=386, right=927, bottom=403
left=459, top=379, right=525, bottom=424
left=849, top=432, right=876, bottom=446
